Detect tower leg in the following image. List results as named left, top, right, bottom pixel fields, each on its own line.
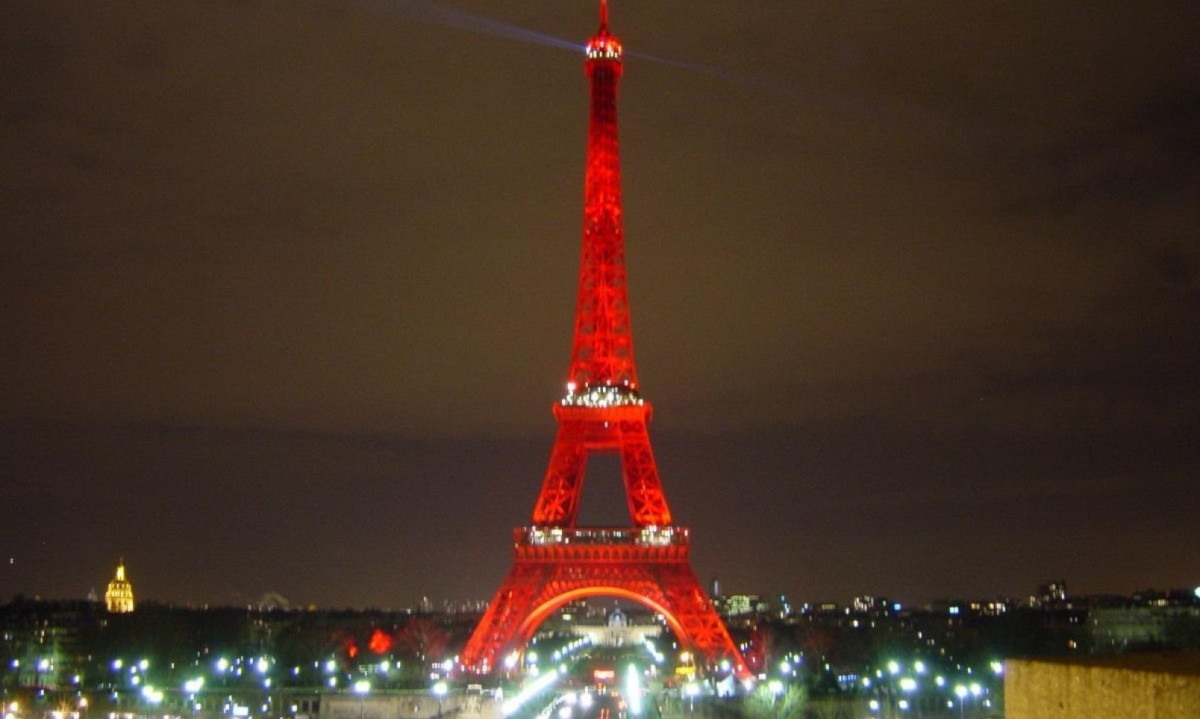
left=531, top=423, right=588, bottom=526
left=460, top=562, right=550, bottom=674
left=617, top=418, right=671, bottom=526
left=532, top=414, right=674, bottom=528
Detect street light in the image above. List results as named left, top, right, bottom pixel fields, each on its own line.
left=354, top=680, right=370, bottom=719
left=624, top=666, right=643, bottom=716
left=899, top=678, right=919, bottom=717
left=684, top=682, right=699, bottom=714
left=967, top=683, right=981, bottom=717
left=767, top=680, right=783, bottom=719
left=433, top=680, right=448, bottom=719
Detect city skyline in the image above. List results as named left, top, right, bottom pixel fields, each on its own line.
left=35, top=559, right=1200, bottom=612
left=3, top=1, right=1198, bottom=609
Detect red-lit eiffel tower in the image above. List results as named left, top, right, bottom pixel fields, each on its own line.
left=460, top=1, right=748, bottom=679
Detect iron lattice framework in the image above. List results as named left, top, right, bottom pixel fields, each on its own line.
left=460, top=2, right=747, bottom=679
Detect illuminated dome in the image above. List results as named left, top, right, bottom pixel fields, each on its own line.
left=105, top=560, right=135, bottom=613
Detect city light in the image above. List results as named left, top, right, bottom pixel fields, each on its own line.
left=501, top=667, right=560, bottom=716
left=685, top=679, right=701, bottom=714
left=560, top=383, right=644, bottom=409
left=625, top=665, right=643, bottom=715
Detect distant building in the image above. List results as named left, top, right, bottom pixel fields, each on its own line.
left=104, top=560, right=135, bottom=613
left=1091, top=605, right=1200, bottom=652
left=569, top=608, right=661, bottom=646
left=852, top=595, right=897, bottom=616
left=775, top=594, right=793, bottom=618
left=929, top=598, right=1014, bottom=616
left=716, top=594, right=768, bottom=620
left=1033, top=580, right=1068, bottom=607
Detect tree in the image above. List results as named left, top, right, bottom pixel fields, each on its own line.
left=395, top=617, right=449, bottom=665
left=741, top=683, right=807, bottom=719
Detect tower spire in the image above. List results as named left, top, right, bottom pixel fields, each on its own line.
left=573, top=0, right=630, bottom=392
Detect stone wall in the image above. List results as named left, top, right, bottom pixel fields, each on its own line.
left=1005, top=654, right=1200, bottom=719
left=320, top=692, right=466, bottom=719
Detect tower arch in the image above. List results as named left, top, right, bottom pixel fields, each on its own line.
left=516, top=586, right=683, bottom=652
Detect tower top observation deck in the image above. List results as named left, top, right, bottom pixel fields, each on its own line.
left=586, top=0, right=622, bottom=62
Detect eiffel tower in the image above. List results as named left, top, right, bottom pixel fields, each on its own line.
left=459, top=1, right=748, bottom=679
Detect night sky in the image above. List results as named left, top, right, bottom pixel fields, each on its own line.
left=3, top=1, right=1198, bottom=610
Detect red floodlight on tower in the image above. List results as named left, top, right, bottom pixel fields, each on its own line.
left=460, top=1, right=747, bottom=680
